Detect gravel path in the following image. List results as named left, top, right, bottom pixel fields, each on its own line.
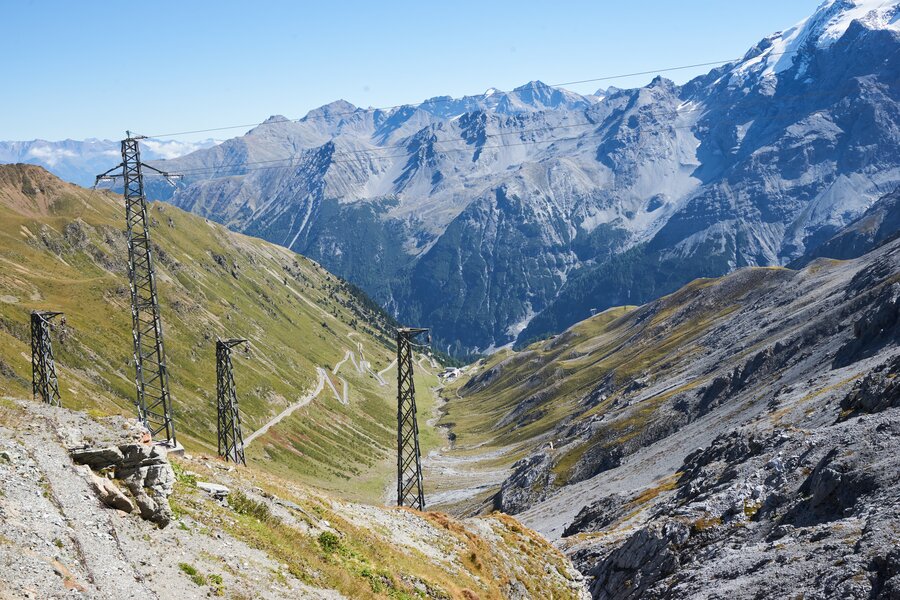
left=332, top=350, right=351, bottom=374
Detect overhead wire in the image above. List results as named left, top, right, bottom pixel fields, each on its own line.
left=144, top=75, right=894, bottom=181
left=144, top=51, right=800, bottom=140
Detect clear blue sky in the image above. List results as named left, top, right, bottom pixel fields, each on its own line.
left=2, top=0, right=821, bottom=142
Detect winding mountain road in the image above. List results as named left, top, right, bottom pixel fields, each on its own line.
left=244, top=367, right=326, bottom=446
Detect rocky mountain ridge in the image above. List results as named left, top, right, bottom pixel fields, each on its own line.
left=128, top=0, right=900, bottom=355
left=428, top=229, right=900, bottom=597
left=6, top=2, right=898, bottom=356
left=793, top=186, right=900, bottom=266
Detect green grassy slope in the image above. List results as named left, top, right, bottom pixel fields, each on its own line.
left=0, top=164, right=440, bottom=502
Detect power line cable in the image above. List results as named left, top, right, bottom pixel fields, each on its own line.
left=151, top=76, right=895, bottom=179
left=145, top=51, right=800, bottom=140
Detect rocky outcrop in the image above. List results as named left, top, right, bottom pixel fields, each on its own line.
left=697, top=343, right=795, bottom=414
left=496, top=452, right=554, bottom=514
left=871, top=548, right=900, bottom=600
left=795, top=187, right=900, bottom=266
left=71, top=441, right=175, bottom=527
left=795, top=447, right=878, bottom=521
left=87, top=472, right=134, bottom=513
left=840, top=354, right=900, bottom=416
left=835, top=281, right=900, bottom=367
left=588, top=521, right=689, bottom=600
left=573, top=405, right=900, bottom=599
left=563, top=493, right=629, bottom=537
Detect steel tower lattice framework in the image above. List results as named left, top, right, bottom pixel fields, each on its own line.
left=31, top=311, right=63, bottom=407
left=397, top=327, right=428, bottom=510
left=96, top=133, right=181, bottom=445
left=216, top=338, right=248, bottom=465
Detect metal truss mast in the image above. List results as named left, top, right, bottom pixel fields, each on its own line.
left=31, top=310, right=64, bottom=407
left=216, top=338, right=248, bottom=465
left=397, top=327, right=428, bottom=510
left=95, top=133, right=181, bottom=446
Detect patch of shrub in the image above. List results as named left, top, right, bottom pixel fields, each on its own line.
left=318, top=531, right=341, bottom=553
left=178, top=562, right=207, bottom=586
left=228, top=491, right=275, bottom=523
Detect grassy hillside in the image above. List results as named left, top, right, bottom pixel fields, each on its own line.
left=435, top=273, right=748, bottom=494
left=0, top=164, right=440, bottom=502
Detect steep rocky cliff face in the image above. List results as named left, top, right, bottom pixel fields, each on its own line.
left=793, top=187, right=900, bottom=265
left=571, top=360, right=900, bottom=600
left=139, top=0, right=900, bottom=355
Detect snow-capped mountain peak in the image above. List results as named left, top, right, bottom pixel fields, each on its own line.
left=731, top=0, right=900, bottom=83
left=816, top=0, right=900, bottom=46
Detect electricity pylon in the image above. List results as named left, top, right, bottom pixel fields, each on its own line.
left=31, top=311, right=63, bottom=407
left=96, top=133, right=181, bottom=446
left=216, top=338, right=248, bottom=465
left=397, top=327, right=428, bottom=510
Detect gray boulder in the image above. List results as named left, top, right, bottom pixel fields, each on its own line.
left=841, top=354, right=900, bottom=416
left=71, top=441, right=175, bottom=528
left=70, top=445, right=124, bottom=470
left=124, top=472, right=172, bottom=528
left=88, top=472, right=134, bottom=513
left=563, top=492, right=629, bottom=537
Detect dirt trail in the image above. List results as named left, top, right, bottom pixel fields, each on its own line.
left=322, top=371, right=347, bottom=406
left=244, top=369, right=326, bottom=446
left=375, top=359, right=396, bottom=386
left=332, top=351, right=351, bottom=374
left=0, top=414, right=154, bottom=599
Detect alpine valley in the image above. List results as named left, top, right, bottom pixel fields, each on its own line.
left=149, top=0, right=900, bottom=356
left=1, top=1, right=900, bottom=599
left=8, top=1, right=900, bottom=357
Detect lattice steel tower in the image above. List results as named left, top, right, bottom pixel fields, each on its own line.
left=31, top=311, right=63, bottom=407
left=96, top=133, right=181, bottom=446
left=397, top=327, right=428, bottom=510
left=216, top=338, right=248, bottom=465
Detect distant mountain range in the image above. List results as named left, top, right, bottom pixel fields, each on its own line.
left=0, top=138, right=219, bottom=187
left=5, top=0, right=899, bottom=356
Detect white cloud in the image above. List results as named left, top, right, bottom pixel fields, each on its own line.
left=141, top=139, right=220, bottom=160
left=26, top=146, right=78, bottom=167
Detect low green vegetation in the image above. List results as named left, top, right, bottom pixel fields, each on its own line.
left=178, top=562, right=224, bottom=595
left=228, top=490, right=275, bottom=523
left=178, top=562, right=206, bottom=586
left=317, top=531, right=341, bottom=553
